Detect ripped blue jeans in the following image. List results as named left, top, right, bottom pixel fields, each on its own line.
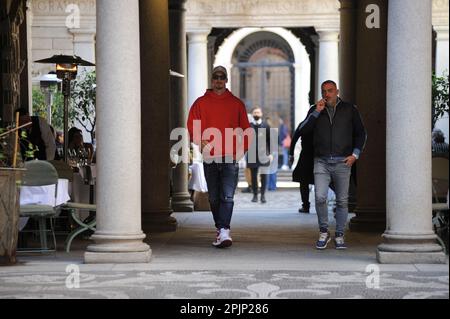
left=203, top=162, right=239, bottom=230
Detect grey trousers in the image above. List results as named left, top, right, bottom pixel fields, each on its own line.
left=314, top=158, right=352, bottom=234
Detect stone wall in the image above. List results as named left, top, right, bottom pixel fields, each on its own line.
left=30, top=0, right=96, bottom=78
left=29, top=0, right=449, bottom=78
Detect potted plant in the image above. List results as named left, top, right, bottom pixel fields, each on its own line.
left=0, top=117, right=34, bottom=265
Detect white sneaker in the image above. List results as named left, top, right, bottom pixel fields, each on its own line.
left=212, top=228, right=233, bottom=248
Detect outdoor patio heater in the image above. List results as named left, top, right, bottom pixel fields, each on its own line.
left=34, top=55, right=95, bottom=162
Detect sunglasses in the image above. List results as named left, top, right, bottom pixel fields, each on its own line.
left=212, top=74, right=227, bottom=80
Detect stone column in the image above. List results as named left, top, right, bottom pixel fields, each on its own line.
left=169, top=0, right=193, bottom=212
left=338, top=0, right=356, bottom=102
left=316, top=30, right=339, bottom=99
left=140, top=0, right=177, bottom=232
left=377, top=0, right=445, bottom=264
left=349, top=0, right=388, bottom=232
left=85, top=0, right=151, bottom=264
left=187, top=30, right=210, bottom=108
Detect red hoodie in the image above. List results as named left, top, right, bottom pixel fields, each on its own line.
left=187, top=89, right=252, bottom=160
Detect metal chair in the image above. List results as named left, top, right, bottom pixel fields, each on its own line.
left=50, top=160, right=97, bottom=252
left=62, top=202, right=96, bottom=252
left=48, top=160, right=74, bottom=236
left=18, top=160, right=59, bottom=253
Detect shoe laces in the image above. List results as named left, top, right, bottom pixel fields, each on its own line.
left=318, top=232, right=329, bottom=242
left=220, top=228, right=231, bottom=240
left=335, top=236, right=345, bottom=245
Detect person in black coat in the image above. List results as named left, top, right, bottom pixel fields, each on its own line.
left=290, top=117, right=359, bottom=215
left=247, top=107, right=273, bottom=204
left=290, top=122, right=314, bottom=213
left=297, top=81, right=367, bottom=250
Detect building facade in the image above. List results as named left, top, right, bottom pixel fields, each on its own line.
left=2, top=0, right=448, bottom=264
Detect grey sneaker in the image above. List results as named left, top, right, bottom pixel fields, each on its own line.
left=316, top=231, right=331, bottom=250
left=334, top=235, right=347, bottom=250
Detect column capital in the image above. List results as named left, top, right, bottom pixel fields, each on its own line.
left=69, top=28, right=96, bottom=43
left=316, top=30, right=340, bottom=42
left=434, top=25, right=449, bottom=40
left=187, top=28, right=212, bottom=35
left=187, top=29, right=211, bottom=43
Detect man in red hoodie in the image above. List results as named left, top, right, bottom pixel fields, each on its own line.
left=187, top=66, right=252, bottom=248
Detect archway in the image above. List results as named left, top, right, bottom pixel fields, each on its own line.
left=214, top=27, right=311, bottom=128
left=230, top=31, right=295, bottom=134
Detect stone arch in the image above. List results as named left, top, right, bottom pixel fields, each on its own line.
left=235, top=35, right=295, bottom=63
left=230, top=31, right=296, bottom=131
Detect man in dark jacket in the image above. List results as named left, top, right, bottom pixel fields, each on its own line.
left=246, top=107, right=273, bottom=204
left=298, top=80, right=367, bottom=250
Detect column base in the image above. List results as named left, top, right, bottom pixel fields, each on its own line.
left=142, top=211, right=178, bottom=233
left=349, top=209, right=386, bottom=232
left=377, top=232, right=447, bottom=264
left=171, top=193, right=194, bottom=212
left=84, top=232, right=152, bottom=264
left=376, top=251, right=446, bottom=264
left=85, top=250, right=151, bottom=264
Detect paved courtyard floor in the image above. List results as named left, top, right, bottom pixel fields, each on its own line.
left=0, top=189, right=448, bottom=299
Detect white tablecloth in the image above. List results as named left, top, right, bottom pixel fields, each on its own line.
left=19, top=179, right=71, bottom=231
left=20, top=179, right=70, bottom=206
